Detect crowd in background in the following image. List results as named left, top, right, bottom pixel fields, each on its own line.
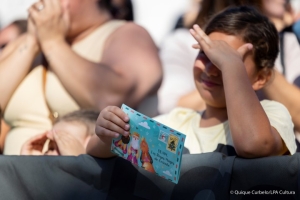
left=0, top=0, right=300, bottom=157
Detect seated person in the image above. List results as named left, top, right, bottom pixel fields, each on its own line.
left=0, top=0, right=161, bottom=155
left=86, top=6, right=297, bottom=158
left=21, top=109, right=99, bottom=156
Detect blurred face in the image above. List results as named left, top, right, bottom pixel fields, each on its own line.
left=193, top=32, right=257, bottom=108
left=45, top=121, right=88, bottom=155
left=262, top=0, right=287, bottom=19
left=59, top=0, right=98, bottom=38
left=0, top=25, right=20, bottom=50
left=60, top=0, right=82, bottom=17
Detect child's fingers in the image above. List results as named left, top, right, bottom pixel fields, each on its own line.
left=101, top=107, right=130, bottom=131
left=46, top=130, right=54, bottom=140
left=30, top=132, right=48, bottom=145
left=237, top=43, right=253, bottom=58
left=193, top=24, right=211, bottom=44
left=95, top=125, right=125, bottom=138
left=98, top=116, right=129, bottom=136
left=190, top=28, right=210, bottom=51
left=106, top=106, right=129, bottom=122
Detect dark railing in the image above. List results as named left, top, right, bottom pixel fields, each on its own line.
left=0, top=152, right=298, bottom=200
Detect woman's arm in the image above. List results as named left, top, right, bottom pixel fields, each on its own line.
left=0, top=33, right=40, bottom=110
left=263, top=70, right=300, bottom=132
left=41, top=24, right=161, bottom=110
left=29, top=0, right=162, bottom=110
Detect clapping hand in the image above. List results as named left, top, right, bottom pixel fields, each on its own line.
left=28, top=0, right=70, bottom=47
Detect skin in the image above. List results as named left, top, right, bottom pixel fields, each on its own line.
left=261, top=0, right=293, bottom=31
left=258, top=0, right=300, bottom=132
left=87, top=25, right=288, bottom=159
left=262, top=0, right=287, bottom=19
left=262, top=70, right=300, bottom=132
left=0, top=24, right=21, bottom=49
left=20, top=121, right=90, bottom=156
left=0, top=23, right=24, bottom=154
left=177, top=90, right=206, bottom=111
left=0, top=0, right=162, bottom=111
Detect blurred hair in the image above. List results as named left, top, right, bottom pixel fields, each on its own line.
left=55, top=110, right=99, bottom=135
left=98, top=0, right=113, bottom=11
left=98, top=0, right=134, bottom=21
left=11, top=19, right=27, bottom=34
left=205, top=6, right=279, bottom=71
left=190, top=0, right=281, bottom=29
left=111, top=0, right=134, bottom=21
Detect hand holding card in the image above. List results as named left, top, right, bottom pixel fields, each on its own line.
left=111, top=104, right=186, bottom=184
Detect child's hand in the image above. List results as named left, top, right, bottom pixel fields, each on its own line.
left=95, top=106, right=130, bottom=144
left=52, top=130, right=85, bottom=156
left=20, top=132, right=48, bottom=155
left=190, top=24, right=253, bottom=71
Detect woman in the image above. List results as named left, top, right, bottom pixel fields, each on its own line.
left=0, top=0, right=162, bottom=155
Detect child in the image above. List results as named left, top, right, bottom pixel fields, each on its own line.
left=87, top=6, right=297, bottom=158
left=21, top=109, right=99, bottom=156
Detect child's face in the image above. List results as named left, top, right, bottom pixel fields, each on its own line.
left=193, top=32, right=258, bottom=108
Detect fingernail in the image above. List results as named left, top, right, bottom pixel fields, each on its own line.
left=124, top=131, right=129, bottom=136
left=114, top=134, right=119, bottom=138
left=124, top=116, right=129, bottom=121
left=193, top=24, right=199, bottom=28
left=125, top=124, right=130, bottom=130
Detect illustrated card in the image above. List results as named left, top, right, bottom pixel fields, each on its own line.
left=111, top=104, right=186, bottom=184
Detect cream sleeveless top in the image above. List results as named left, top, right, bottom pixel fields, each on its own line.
left=3, top=20, right=125, bottom=155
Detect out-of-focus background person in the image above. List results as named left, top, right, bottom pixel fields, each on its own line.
left=21, top=109, right=98, bottom=156
left=0, top=0, right=162, bottom=155
left=0, top=20, right=27, bottom=51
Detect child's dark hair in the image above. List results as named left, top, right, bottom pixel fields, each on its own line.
left=205, top=6, right=279, bottom=72
left=54, top=110, right=99, bottom=135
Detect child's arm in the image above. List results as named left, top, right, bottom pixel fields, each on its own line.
left=190, top=25, right=286, bottom=158
left=86, top=106, right=130, bottom=158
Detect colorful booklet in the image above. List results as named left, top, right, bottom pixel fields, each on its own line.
left=111, top=104, right=186, bottom=184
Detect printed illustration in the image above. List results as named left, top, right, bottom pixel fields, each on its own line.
left=112, top=135, right=130, bottom=155
left=158, top=131, right=168, bottom=143
left=140, top=137, right=155, bottom=173
left=167, top=134, right=179, bottom=153
left=111, top=104, right=186, bottom=184
left=127, top=132, right=140, bottom=165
